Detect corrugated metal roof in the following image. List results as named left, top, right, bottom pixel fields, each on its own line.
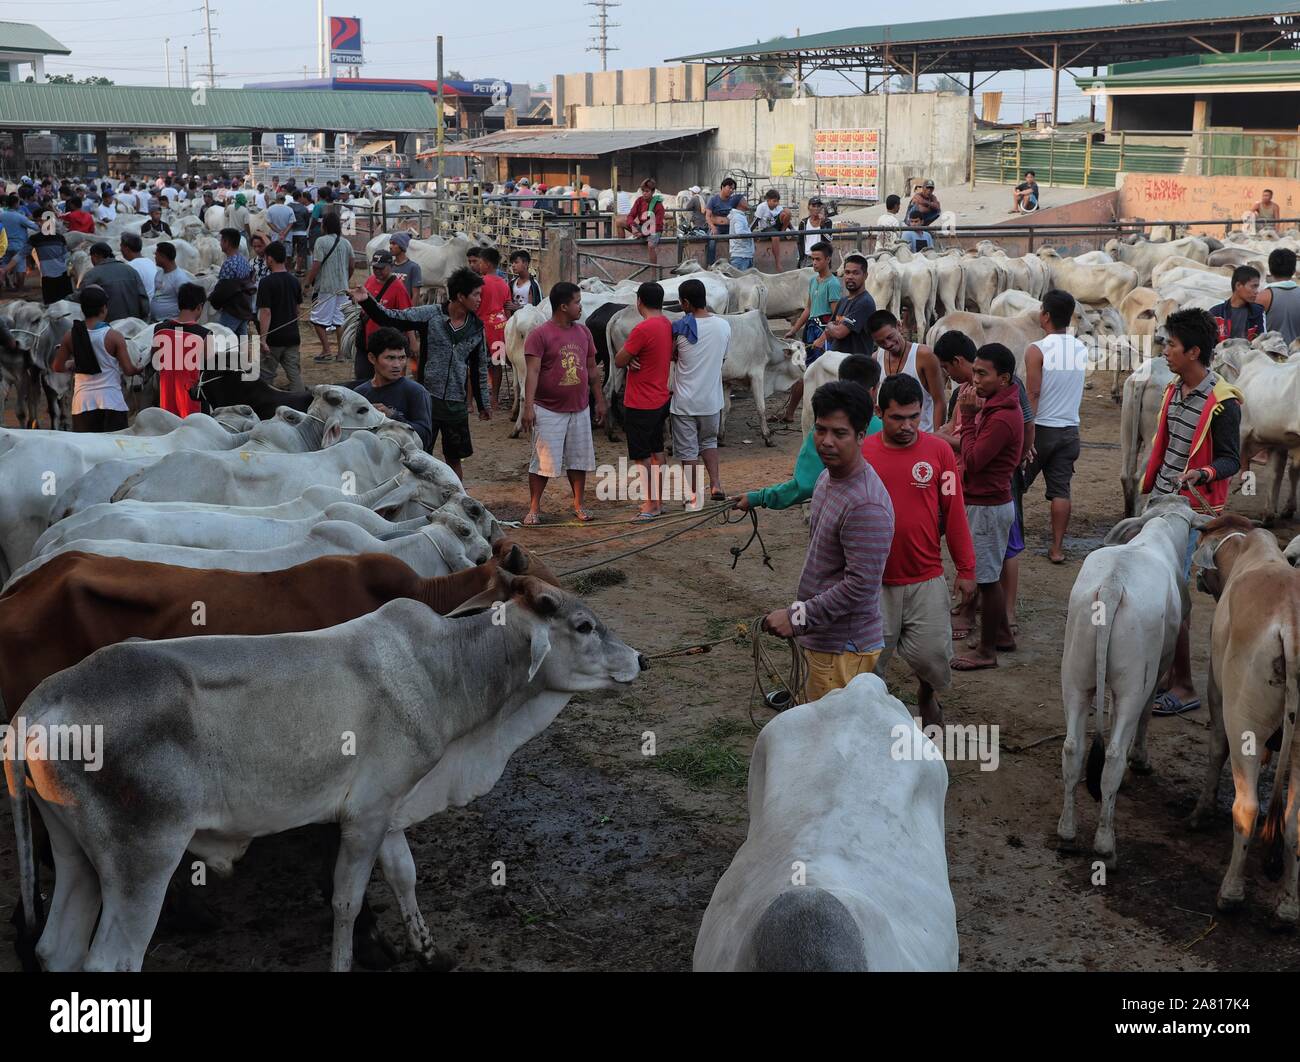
left=0, top=21, right=71, bottom=56
left=442, top=127, right=715, bottom=158
left=668, top=0, right=1300, bottom=61
left=1078, top=50, right=1300, bottom=88
left=0, top=83, right=442, bottom=132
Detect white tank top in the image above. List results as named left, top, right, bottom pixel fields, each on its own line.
left=72, top=323, right=128, bottom=414
left=876, top=343, right=934, bottom=432
left=1034, top=332, right=1088, bottom=428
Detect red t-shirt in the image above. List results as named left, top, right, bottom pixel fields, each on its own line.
left=862, top=431, right=976, bottom=585
left=476, top=273, right=511, bottom=360
left=152, top=321, right=206, bottom=418
left=524, top=319, right=596, bottom=413
left=622, top=315, right=672, bottom=410
left=363, top=273, right=413, bottom=341
left=62, top=210, right=95, bottom=234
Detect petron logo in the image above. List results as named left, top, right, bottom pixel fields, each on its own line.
left=911, top=460, right=935, bottom=487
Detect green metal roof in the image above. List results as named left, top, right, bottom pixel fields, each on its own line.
left=0, top=83, right=442, bottom=133
left=1077, top=50, right=1300, bottom=88
left=668, top=0, right=1300, bottom=62
left=0, top=20, right=71, bottom=56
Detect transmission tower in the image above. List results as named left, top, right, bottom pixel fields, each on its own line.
left=586, top=1, right=620, bottom=72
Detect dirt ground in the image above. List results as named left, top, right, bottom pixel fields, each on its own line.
left=3, top=297, right=1300, bottom=973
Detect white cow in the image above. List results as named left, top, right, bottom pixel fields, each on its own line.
left=1058, top=495, right=1211, bottom=866
left=693, top=674, right=957, bottom=971
left=1104, top=236, right=1211, bottom=286
left=1038, top=248, right=1139, bottom=308
left=8, top=576, right=643, bottom=971
left=9, top=515, right=487, bottom=587
left=1211, top=343, right=1299, bottom=523
left=1117, top=354, right=1174, bottom=518
left=111, top=432, right=457, bottom=508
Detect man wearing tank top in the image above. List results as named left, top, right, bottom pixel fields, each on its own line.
left=867, top=309, right=947, bottom=432
left=1253, top=247, right=1300, bottom=344
left=1022, top=289, right=1088, bottom=565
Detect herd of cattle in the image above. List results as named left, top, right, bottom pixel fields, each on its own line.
left=2, top=212, right=1300, bottom=971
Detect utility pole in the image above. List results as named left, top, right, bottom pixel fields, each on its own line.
left=317, top=0, right=326, bottom=77
left=436, top=35, right=445, bottom=190
left=182, top=45, right=190, bottom=87
left=586, top=1, right=620, bottom=72
left=165, top=37, right=172, bottom=88
left=202, top=0, right=216, bottom=87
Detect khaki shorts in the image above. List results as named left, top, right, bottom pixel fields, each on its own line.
left=875, top=576, right=953, bottom=692
left=802, top=647, right=883, bottom=704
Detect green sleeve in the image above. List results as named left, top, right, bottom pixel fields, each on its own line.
left=746, top=432, right=824, bottom=510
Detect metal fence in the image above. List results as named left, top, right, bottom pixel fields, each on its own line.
left=976, top=127, right=1300, bottom=187
left=975, top=130, right=1186, bottom=188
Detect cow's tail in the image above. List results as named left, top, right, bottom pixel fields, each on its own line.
left=1086, top=579, right=1123, bottom=800
left=4, top=693, right=42, bottom=962
left=1261, top=627, right=1298, bottom=880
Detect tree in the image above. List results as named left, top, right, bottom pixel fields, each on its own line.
left=445, top=69, right=465, bottom=81
left=26, top=74, right=114, bottom=85
left=930, top=74, right=969, bottom=94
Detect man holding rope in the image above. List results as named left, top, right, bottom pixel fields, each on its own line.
left=762, top=381, right=894, bottom=703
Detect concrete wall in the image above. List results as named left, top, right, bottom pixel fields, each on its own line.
left=554, top=65, right=707, bottom=114
left=568, top=93, right=972, bottom=202
left=1118, top=171, right=1300, bottom=234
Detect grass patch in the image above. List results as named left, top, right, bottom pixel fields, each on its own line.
left=648, top=718, right=752, bottom=790
left=569, top=567, right=628, bottom=595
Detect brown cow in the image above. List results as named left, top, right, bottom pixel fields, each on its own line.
left=1188, top=513, right=1300, bottom=926
left=0, top=537, right=557, bottom=969
left=0, top=540, right=556, bottom=711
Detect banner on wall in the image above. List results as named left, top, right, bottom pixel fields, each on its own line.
left=770, top=143, right=796, bottom=177
left=813, top=127, right=880, bottom=201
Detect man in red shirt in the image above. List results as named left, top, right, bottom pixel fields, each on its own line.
left=953, top=343, right=1024, bottom=672
left=60, top=194, right=96, bottom=235
left=355, top=251, right=414, bottom=379
left=471, top=246, right=512, bottom=407
left=152, top=281, right=210, bottom=418
left=614, top=282, right=673, bottom=520
left=864, top=374, right=976, bottom=728
left=616, top=179, right=665, bottom=268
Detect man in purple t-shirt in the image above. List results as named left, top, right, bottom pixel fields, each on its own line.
left=522, top=281, right=608, bottom=524
left=763, top=380, right=894, bottom=703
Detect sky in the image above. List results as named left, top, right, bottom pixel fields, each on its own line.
left=14, top=0, right=1113, bottom=119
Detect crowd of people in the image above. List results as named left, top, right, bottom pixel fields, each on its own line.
left=2, top=172, right=1254, bottom=726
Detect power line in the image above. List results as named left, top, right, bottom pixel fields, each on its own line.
left=586, top=0, right=619, bottom=72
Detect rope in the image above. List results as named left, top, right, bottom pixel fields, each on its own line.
left=555, top=506, right=771, bottom=579
left=536, top=502, right=732, bottom=556
left=747, top=614, right=808, bottom=729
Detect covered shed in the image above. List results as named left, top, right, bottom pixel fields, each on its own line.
left=436, top=126, right=716, bottom=191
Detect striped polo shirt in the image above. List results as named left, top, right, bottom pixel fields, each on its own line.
left=1152, top=372, right=1215, bottom=498
left=795, top=460, right=895, bottom=654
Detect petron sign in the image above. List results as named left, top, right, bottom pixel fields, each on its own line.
left=329, top=16, right=363, bottom=65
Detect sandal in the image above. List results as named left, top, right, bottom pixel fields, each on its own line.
left=573, top=508, right=594, bottom=523
left=1152, top=691, right=1200, bottom=716
left=521, top=512, right=542, bottom=526
left=632, top=511, right=660, bottom=522
left=710, top=490, right=727, bottom=502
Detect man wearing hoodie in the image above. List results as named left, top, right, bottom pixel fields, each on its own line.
left=952, top=342, right=1024, bottom=672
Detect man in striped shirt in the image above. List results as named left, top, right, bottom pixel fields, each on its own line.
left=763, top=381, right=895, bottom=704
left=1140, top=308, right=1242, bottom=716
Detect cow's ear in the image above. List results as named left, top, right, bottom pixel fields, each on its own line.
left=1191, top=537, right=1218, bottom=571
left=528, top=624, right=551, bottom=681
left=524, top=581, right=562, bottom=616
left=1103, top=516, right=1144, bottom=545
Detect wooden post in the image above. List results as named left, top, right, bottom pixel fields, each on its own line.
left=1089, top=65, right=1097, bottom=122
left=1119, top=130, right=1126, bottom=173
left=1084, top=133, right=1093, bottom=187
